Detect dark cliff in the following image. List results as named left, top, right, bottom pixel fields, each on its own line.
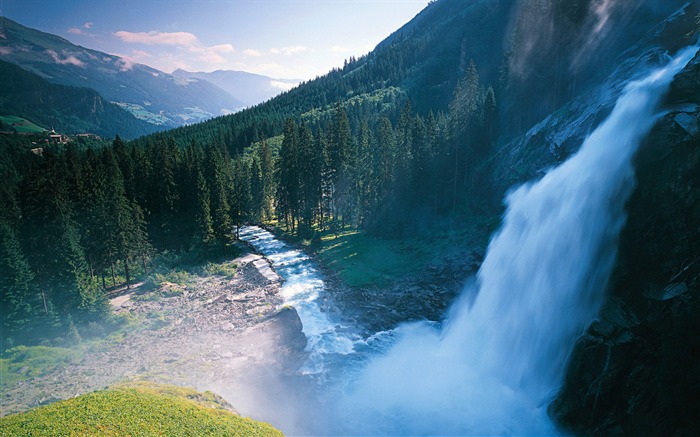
left=550, top=51, right=700, bottom=436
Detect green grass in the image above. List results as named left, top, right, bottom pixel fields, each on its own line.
left=0, top=346, right=80, bottom=388
left=0, top=381, right=283, bottom=436
left=273, top=213, right=499, bottom=288
left=203, top=261, right=238, bottom=278
left=0, top=115, right=46, bottom=133
left=313, top=229, right=432, bottom=287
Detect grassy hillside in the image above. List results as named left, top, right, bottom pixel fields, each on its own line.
left=0, top=382, right=283, bottom=436
left=0, top=59, right=161, bottom=139
left=0, top=115, right=46, bottom=134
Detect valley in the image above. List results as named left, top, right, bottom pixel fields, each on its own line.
left=1, top=0, right=700, bottom=435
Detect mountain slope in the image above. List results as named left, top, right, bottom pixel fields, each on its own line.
left=134, top=0, right=513, bottom=151
left=0, top=59, right=160, bottom=139
left=0, top=17, right=245, bottom=128
left=137, top=0, right=686, bottom=155
left=172, top=69, right=300, bottom=107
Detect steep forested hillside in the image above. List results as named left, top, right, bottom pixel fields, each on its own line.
left=0, top=60, right=160, bottom=139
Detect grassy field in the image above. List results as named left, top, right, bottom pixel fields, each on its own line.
left=0, top=115, right=46, bottom=133
left=0, top=381, right=282, bottom=436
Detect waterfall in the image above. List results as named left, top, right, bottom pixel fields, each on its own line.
left=335, top=46, right=698, bottom=436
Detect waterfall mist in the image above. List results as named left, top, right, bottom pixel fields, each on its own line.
left=327, top=46, right=698, bottom=436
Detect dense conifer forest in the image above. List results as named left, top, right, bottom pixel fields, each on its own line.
left=0, top=56, right=499, bottom=346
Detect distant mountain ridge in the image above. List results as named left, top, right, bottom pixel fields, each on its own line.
left=171, top=69, right=300, bottom=107
left=0, top=59, right=160, bottom=139
left=0, top=17, right=245, bottom=128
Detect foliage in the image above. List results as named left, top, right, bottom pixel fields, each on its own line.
left=0, top=346, right=79, bottom=388
left=0, top=382, right=283, bottom=436
left=203, top=261, right=238, bottom=279
left=274, top=211, right=496, bottom=289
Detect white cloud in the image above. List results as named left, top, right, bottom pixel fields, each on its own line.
left=209, top=44, right=235, bottom=54
left=244, top=49, right=262, bottom=57
left=115, top=57, right=133, bottom=72
left=46, top=49, right=84, bottom=67
left=67, top=27, right=83, bottom=35
left=132, top=49, right=152, bottom=58
left=115, top=30, right=199, bottom=46
left=270, top=46, right=308, bottom=56
left=112, top=49, right=153, bottom=71
left=269, top=80, right=298, bottom=91
left=187, top=44, right=235, bottom=65
left=197, top=51, right=226, bottom=64
left=114, top=30, right=236, bottom=67
left=84, top=22, right=93, bottom=29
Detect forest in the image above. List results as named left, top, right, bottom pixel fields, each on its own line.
left=0, top=56, right=499, bottom=346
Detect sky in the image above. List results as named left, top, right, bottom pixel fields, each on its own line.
left=0, top=0, right=428, bottom=80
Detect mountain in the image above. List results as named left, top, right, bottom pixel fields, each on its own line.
left=0, top=17, right=245, bottom=128
left=172, top=69, right=300, bottom=107
left=1, top=0, right=699, bottom=434
left=0, top=59, right=160, bottom=139
left=135, top=0, right=513, bottom=151
left=140, top=0, right=686, bottom=154
left=130, top=0, right=700, bottom=434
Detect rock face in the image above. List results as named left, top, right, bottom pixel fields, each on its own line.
left=550, top=52, right=700, bottom=435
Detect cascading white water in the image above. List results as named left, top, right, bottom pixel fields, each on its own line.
left=333, top=46, right=699, bottom=436
left=238, top=226, right=357, bottom=375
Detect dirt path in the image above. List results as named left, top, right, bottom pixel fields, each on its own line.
left=1, top=247, right=306, bottom=417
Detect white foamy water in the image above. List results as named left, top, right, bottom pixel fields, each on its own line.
left=238, top=226, right=357, bottom=375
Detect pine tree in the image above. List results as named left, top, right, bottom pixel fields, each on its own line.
left=480, top=86, right=498, bottom=154
left=329, top=104, right=351, bottom=224
left=297, top=123, right=321, bottom=236
left=204, top=143, right=233, bottom=247
left=194, top=169, right=215, bottom=246
left=276, top=118, right=299, bottom=231
left=0, top=221, right=39, bottom=345
left=256, top=138, right=275, bottom=222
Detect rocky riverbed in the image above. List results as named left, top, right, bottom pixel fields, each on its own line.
left=0, top=245, right=307, bottom=418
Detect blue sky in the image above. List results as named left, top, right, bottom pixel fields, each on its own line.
left=1, top=0, right=427, bottom=79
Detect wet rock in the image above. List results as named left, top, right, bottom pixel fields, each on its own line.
left=674, top=112, right=699, bottom=137
left=259, top=306, right=307, bottom=354
left=667, top=51, right=700, bottom=103
left=552, top=53, right=700, bottom=435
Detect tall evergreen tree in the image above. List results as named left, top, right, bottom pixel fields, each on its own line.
left=276, top=118, right=299, bottom=231
left=256, top=138, right=275, bottom=222
left=329, top=104, right=352, bottom=223
left=204, top=143, right=233, bottom=246
left=0, top=221, right=39, bottom=345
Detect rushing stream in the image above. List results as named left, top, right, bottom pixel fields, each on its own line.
left=240, top=46, right=698, bottom=436
left=238, top=226, right=360, bottom=376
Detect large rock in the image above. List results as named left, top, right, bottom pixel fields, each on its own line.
left=255, top=306, right=307, bottom=360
